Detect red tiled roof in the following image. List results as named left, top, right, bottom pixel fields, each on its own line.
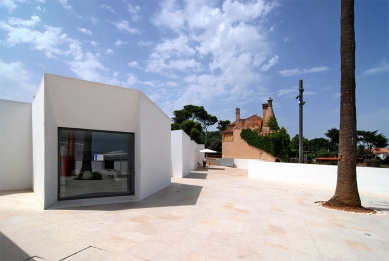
left=316, top=157, right=338, bottom=161
left=372, top=148, right=389, bottom=154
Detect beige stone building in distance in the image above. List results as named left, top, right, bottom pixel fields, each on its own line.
left=222, top=98, right=277, bottom=161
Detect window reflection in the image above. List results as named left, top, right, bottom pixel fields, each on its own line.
left=58, top=128, right=134, bottom=200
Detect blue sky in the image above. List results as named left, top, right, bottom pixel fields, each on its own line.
left=1, top=0, right=388, bottom=140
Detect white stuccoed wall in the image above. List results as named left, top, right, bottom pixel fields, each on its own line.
left=0, top=100, right=33, bottom=191
left=248, top=160, right=389, bottom=196
left=197, top=144, right=205, bottom=165
left=32, top=73, right=172, bottom=208
left=233, top=158, right=266, bottom=170
left=171, top=130, right=202, bottom=178
left=32, top=79, right=45, bottom=206
left=138, top=92, right=171, bottom=200
left=171, top=130, right=183, bottom=177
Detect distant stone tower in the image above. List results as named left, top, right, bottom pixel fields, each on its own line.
left=262, top=97, right=275, bottom=134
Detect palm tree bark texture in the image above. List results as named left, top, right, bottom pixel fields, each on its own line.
left=323, top=0, right=363, bottom=209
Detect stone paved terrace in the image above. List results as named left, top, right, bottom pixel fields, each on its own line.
left=1, top=167, right=388, bottom=261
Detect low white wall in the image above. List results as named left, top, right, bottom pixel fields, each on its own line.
left=138, top=92, right=171, bottom=200
left=233, top=159, right=267, bottom=170
left=0, top=100, right=33, bottom=191
left=171, top=131, right=183, bottom=178
left=181, top=131, right=193, bottom=177
left=248, top=161, right=389, bottom=196
left=171, top=130, right=201, bottom=178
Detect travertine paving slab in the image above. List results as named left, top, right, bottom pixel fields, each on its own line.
left=1, top=167, right=388, bottom=261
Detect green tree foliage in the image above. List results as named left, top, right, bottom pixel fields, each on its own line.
left=357, top=130, right=389, bottom=158
left=325, top=128, right=339, bottom=147
left=308, top=138, right=333, bottom=157
left=217, top=120, right=231, bottom=131
left=205, top=131, right=222, bottom=152
left=172, top=105, right=218, bottom=140
left=180, top=120, right=204, bottom=144
left=266, top=116, right=280, bottom=131
left=317, top=148, right=335, bottom=157
left=171, top=123, right=181, bottom=130
left=289, top=134, right=309, bottom=157
left=172, top=110, right=192, bottom=124
left=240, top=127, right=290, bottom=162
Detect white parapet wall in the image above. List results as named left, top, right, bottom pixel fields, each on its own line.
left=171, top=130, right=201, bottom=178
left=0, top=100, right=33, bottom=191
left=234, top=158, right=267, bottom=170
left=248, top=160, right=389, bottom=196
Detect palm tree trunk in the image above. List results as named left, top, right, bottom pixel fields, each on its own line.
left=324, top=0, right=361, bottom=208
left=80, top=131, right=92, bottom=175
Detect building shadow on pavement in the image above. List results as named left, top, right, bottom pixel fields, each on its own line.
left=54, top=182, right=203, bottom=212
left=0, top=232, right=43, bottom=261
left=184, top=172, right=208, bottom=179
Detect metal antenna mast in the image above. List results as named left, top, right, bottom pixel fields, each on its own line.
left=296, top=80, right=306, bottom=163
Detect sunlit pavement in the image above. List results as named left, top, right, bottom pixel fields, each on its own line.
left=1, top=167, right=388, bottom=261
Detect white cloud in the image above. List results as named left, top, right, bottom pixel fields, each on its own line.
left=106, top=48, right=113, bottom=54
left=115, top=39, right=126, bottom=47
left=100, top=4, right=115, bottom=13
left=138, top=40, right=153, bottom=47
left=113, top=71, right=119, bottom=77
left=149, top=0, right=277, bottom=109
left=260, top=55, right=279, bottom=72
left=361, top=60, right=389, bottom=76
left=222, top=0, right=278, bottom=22
left=0, top=0, right=24, bottom=12
left=165, top=81, right=178, bottom=87
left=277, top=87, right=297, bottom=97
left=252, top=53, right=266, bottom=67
left=155, top=35, right=195, bottom=58
left=90, top=17, right=98, bottom=24
left=8, top=15, right=41, bottom=27
left=0, top=19, right=68, bottom=58
left=90, top=41, right=98, bottom=47
left=128, top=4, right=141, bottom=22
left=151, top=0, right=186, bottom=29
left=283, top=36, right=290, bottom=42
left=58, top=0, right=72, bottom=10
left=126, top=73, right=138, bottom=86
left=0, top=59, right=36, bottom=102
left=36, top=6, right=45, bottom=12
left=111, top=20, right=139, bottom=34
left=128, top=61, right=138, bottom=67
left=0, top=15, right=123, bottom=89
left=77, top=27, right=92, bottom=36
left=68, top=52, right=108, bottom=81
left=279, top=66, right=329, bottom=77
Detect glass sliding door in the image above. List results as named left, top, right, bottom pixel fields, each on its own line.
left=58, top=128, right=134, bottom=200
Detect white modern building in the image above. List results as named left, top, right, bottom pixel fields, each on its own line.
left=1, top=73, right=172, bottom=209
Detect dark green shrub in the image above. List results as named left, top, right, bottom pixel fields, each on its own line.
left=317, top=148, right=334, bottom=157
left=382, top=156, right=389, bottom=165
left=326, top=160, right=338, bottom=165
left=307, top=153, right=313, bottom=163
left=365, top=158, right=382, bottom=167
left=241, top=127, right=290, bottom=162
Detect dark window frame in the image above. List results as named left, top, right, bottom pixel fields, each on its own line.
left=57, top=127, right=135, bottom=201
